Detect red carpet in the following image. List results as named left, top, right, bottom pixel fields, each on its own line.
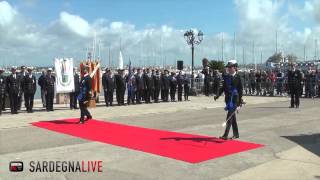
left=32, top=119, right=263, bottom=163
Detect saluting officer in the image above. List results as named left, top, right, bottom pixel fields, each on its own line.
left=288, top=63, right=302, bottom=108
left=23, top=67, right=37, bottom=113
left=6, top=66, right=21, bottom=114
left=214, top=60, right=243, bottom=140
left=44, top=68, right=55, bottom=111
left=77, top=65, right=92, bottom=124
left=0, top=68, right=6, bottom=115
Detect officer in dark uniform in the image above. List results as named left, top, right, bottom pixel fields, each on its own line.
left=44, top=68, right=55, bottom=111
left=153, top=69, right=161, bottom=103
left=127, top=68, right=136, bottom=105
left=6, top=66, right=21, bottom=114
left=288, top=63, right=302, bottom=108
left=135, top=68, right=144, bottom=104
left=183, top=73, right=190, bottom=101
left=18, top=66, right=26, bottom=110
left=214, top=60, right=243, bottom=140
left=103, top=68, right=116, bottom=106
left=23, top=67, right=37, bottom=113
left=144, top=68, right=154, bottom=103
left=177, top=71, right=184, bottom=101
left=0, top=68, right=6, bottom=115
left=77, top=65, right=92, bottom=124
left=70, top=67, right=80, bottom=109
left=202, top=67, right=210, bottom=96
left=161, top=70, right=170, bottom=102
left=169, top=72, right=177, bottom=102
left=115, top=69, right=126, bottom=106
left=38, top=70, right=46, bottom=107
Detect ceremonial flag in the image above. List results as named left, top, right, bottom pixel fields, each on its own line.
left=55, top=58, right=74, bottom=93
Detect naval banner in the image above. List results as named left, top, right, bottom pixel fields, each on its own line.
left=55, top=58, right=75, bottom=93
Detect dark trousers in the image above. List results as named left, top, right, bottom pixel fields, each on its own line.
left=177, top=86, right=183, bottom=101
left=223, top=109, right=239, bottom=137
left=9, top=93, right=19, bottom=113
left=116, top=89, right=125, bottom=105
left=145, top=89, right=151, bottom=103
left=18, top=92, right=23, bottom=110
left=104, top=90, right=113, bottom=106
left=162, top=89, right=169, bottom=102
left=170, top=88, right=176, bottom=101
left=46, top=90, right=54, bottom=111
left=0, top=94, right=4, bottom=114
left=79, top=101, right=91, bottom=122
left=41, top=89, right=46, bottom=107
left=70, top=92, right=79, bottom=109
left=154, top=88, right=160, bottom=102
left=24, top=93, right=34, bottom=112
left=184, top=86, right=189, bottom=100
left=290, top=88, right=300, bottom=107
left=127, top=89, right=135, bottom=105
left=136, top=89, right=144, bottom=103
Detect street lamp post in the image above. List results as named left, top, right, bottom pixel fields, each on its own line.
left=184, top=29, right=203, bottom=95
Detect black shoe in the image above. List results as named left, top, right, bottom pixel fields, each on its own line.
left=231, top=135, right=239, bottom=139
left=219, top=136, right=228, bottom=140
left=86, top=116, right=92, bottom=121
left=78, top=118, right=85, bottom=124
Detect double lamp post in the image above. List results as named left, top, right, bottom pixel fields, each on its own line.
left=184, top=29, right=203, bottom=95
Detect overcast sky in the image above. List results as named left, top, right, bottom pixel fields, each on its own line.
left=1, top=0, right=320, bottom=67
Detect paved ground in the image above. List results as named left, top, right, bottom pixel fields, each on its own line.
left=0, top=96, right=319, bottom=180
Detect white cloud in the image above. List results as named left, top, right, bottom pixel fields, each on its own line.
left=59, top=11, right=91, bottom=37
left=0, top=1, right=17, bottom=26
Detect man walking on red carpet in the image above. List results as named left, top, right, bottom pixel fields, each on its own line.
left=77, top=65, right=92, bottom=124
left=214, top=60, right=243, bottom=140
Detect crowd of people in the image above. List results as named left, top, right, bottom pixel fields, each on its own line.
left=0, top=63, right=319, bottom=116
left=0, top=66, right=192, bottom=116
left=202, top=66, right=320, bottom=99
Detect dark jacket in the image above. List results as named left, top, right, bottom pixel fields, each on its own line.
left=78, top=75, right=92, bottom=102
left=153, top=74, right=161, bottom=90
left=161, top=75, right=170, bottom=90
left=6, top=74, right=22, bottom=95
left=102, top=73, right=115, bottom=92
left=0, top=75, right=6, bottom=95
left=218, top=73, right=243, bottom=107
left=145, top=73, right=154, bottom=90
left=74, top=73, right=80, bottom=92
left=115, top=74, right=126, bottom=91
left=44, top=75, right=55, bottom=92
left=135, top=74, right=145, bottom=90
left=169, top=75, right=177, bottom=89
left=38, top=74, right=46, bottom=90
left=288, top=69, right=302, bottom=89
left=23, top=75, right=37, bottom=94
